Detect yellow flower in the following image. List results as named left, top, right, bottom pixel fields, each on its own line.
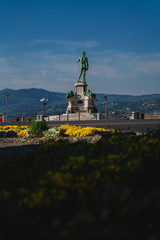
left=58, top=125, right=115, bottom=137
left=0, top=125, right=28, bottom=138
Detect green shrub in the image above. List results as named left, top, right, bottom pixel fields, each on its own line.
left=29, top=120, right=48, bottom=134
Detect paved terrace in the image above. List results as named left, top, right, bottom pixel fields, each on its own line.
left=1, top=119, right=160, bottom=132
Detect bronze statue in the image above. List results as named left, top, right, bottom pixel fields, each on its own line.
left=77, top=51, right=89, bottom=83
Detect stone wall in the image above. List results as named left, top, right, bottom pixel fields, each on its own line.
left=45, top=113, right=101, bottom=121
left=144, top=113, right=160, bottom=119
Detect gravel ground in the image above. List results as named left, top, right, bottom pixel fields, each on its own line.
left=0, top=135, right=102, bottom=161
left=0, top=134, right=102, bottom=146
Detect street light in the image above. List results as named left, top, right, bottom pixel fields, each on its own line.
left=40, top=98, right=48, bottom=116
left=5, top=92, right=10, bottom=122
left=104, top=96, right=108, bottom=120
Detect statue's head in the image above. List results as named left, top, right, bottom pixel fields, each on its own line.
left=82, top=51, right=86, bottom=56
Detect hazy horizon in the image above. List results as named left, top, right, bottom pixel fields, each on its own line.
left=1, top=87, right=160, bottom=97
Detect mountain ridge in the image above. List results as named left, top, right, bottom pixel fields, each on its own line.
left=0, top=88, right=160, bottom=116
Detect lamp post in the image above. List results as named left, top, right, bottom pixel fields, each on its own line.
left=104, top=95, right=108, bottom=120
left=40, top=98, right=48, bottom=116
left=5, top=92, right=10, bottom=122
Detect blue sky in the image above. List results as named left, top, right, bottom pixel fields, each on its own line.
left=0, top=0, right=160, bottom=95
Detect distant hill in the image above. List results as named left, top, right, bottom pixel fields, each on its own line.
left=0, top=88, right=66, bottom=117
left=0, top=88, right=66, bottom=105
left=0, top=88, right=160, bottom=117
left=96, top=93, right=160, bottom=103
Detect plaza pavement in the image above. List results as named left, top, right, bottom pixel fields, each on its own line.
left=1, top=119, right=160, bottom=132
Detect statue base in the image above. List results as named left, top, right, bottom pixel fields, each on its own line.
left=75, top=82, right=88, bottom=97
left=66, top=82, right=97, bottom=114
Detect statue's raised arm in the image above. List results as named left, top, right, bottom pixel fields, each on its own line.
left=77, top=51, right=89, bottom=83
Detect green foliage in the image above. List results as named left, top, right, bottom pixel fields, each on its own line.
left=29, top=120, right=48, bottom=134
left=64, top=90, right=76, bottom=100
left=84, top=89, right=98, bottom=101
left=0, top=132, right=160, bottom=239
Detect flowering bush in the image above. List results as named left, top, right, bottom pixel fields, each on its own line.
left=0, top=124, right=115, bottom=139
left=43, top=127, right=60, bottom=138
left=0, top=125, right=28, bottom=138
left=58, top=125, right=115, bottom=137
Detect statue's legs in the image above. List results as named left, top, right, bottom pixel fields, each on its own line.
left=77, top=68, right=83, bottom=82
left=82, top=70, right=86, bottom=83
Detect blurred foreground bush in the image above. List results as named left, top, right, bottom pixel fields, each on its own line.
left=0, top=131, right=160, bottom=240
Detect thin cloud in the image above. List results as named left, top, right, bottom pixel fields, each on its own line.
left=1, top=50, right=160, bottom=94
left=30, top=39, right=99, bottom=49
left=57, top=40, right=99, bottom=48
left=89, top=51, right=160, bottom=79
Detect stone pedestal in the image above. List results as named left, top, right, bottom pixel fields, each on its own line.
left=75, top=82, right=88, bottom=97
left=66, top=82, right=97, bottom=114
